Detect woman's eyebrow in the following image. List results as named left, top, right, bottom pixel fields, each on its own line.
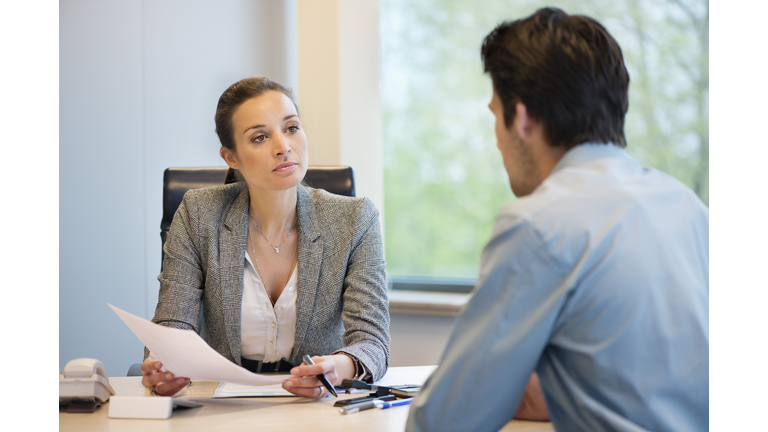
left=242, top=115, right=297, bottom=134
left=243, top=124, right=266, bottom=134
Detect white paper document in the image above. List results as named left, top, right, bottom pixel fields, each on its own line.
left=213, top=382, right=296, bottom=398
left=109, top=304, right=289, bottom=386
left=373, top=365, right=437, bottom=387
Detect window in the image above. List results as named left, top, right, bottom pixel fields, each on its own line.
left=381, top=0, right=709, bottom=291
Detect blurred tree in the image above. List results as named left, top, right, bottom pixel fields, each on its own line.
left=381, top=0, right=709, bottom=281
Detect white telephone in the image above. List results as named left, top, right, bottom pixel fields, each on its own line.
left=59, top=358, right=115, bottom=413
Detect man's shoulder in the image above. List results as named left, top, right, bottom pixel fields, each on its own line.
left=492, top=157, right=707, bottom=265
left=509, top=154, right=704, bottom=225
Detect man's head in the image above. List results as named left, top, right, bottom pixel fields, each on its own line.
left=482, top=8, right=630, bottom=195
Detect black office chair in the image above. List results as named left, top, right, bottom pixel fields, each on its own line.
left=161, top=166, right=355, bottom=254
left=127, top=165, right=355, bottom=376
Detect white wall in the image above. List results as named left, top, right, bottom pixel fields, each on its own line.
left=296, top=0, right=384, bottom=214
left=60, top=0, right=295, bottom=375
left=61, top=0, right=145, bottom=376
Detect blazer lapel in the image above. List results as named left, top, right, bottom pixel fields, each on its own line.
left=294, top=184, right=323, bottom=362
left=219, top=185, right=250, bottom=364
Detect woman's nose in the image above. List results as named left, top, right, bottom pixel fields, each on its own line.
left=273, top=133, right=291, bottom=156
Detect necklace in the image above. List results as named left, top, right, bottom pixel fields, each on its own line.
left=248, top=220, right=297, bottom=307
left=249, top=212, right=297, bottom=253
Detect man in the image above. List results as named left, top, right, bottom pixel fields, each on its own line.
left=406, top=7, right=708, bottom=432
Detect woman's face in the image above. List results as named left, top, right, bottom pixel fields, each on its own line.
left=221, top=90, right=308, bottom=192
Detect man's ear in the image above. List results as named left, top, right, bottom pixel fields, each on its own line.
left=514, top=102, right=541, bottom=139
left=220, top=146, right=239, bottom=170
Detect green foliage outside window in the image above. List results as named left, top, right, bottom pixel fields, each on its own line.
left=381, top=0, right=709, bottom=281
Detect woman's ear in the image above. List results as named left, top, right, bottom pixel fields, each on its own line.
left=220, top=146, right=239, bottom=169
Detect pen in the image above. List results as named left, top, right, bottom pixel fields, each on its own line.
left=377, top=398, right=413, bottom=410
left=339, top=400, right=378, bottom=415
left=339, top=398, right=413, bottom=415
left=302, top=354, right=338, bottom=397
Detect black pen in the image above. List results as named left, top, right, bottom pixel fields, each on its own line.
left=302, top=354, right=338, bottom=397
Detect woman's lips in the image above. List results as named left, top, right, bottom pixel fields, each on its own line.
left=273, top=162, right=298, bottom=173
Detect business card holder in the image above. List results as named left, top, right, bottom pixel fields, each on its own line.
left=108, top=395, right=202, bottom=419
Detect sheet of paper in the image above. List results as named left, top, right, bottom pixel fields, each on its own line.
left=109, top=303, right=288, bottom=386
left=213, top=382, right=297, bottom=398
left=373, top=365, right=437, bottom=387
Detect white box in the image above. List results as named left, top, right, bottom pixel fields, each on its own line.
left=108, top=396, right=202, bottom=419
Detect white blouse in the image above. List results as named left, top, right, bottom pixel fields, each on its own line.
left=240, top=252, right=297, bottom=362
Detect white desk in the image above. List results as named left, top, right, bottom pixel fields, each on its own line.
left=59, top=366, right=554, bottom=431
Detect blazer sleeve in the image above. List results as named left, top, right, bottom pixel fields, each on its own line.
left=144, top=192, right=205, bottom=360
left=333, top=198, right=390, bottom=382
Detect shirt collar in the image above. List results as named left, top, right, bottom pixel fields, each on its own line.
left=550, top=142, right=628, bottom=175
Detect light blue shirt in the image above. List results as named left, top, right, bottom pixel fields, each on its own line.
left=407, top=144, right=709, bottom=432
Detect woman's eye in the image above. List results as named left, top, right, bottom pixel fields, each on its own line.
left=287, top=125, right=299, bottom=133
left=252, top=134, right=267, bottom=143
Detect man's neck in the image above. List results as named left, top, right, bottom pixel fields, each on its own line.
left=528, top=136, right=567, bottom=185
left=537, top=143, right=567, bottom=180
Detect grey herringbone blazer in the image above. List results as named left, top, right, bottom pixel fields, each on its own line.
left=147, top=182, right=390, bottom=381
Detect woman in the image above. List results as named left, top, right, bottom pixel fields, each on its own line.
left=140, top=77, right=390, bottom=398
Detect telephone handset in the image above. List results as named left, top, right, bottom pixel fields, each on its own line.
left=59, top=358, right=116, bottom=413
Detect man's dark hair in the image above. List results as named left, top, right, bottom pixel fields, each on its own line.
left=481, top=7, right=629, bottom=149
left=215, top=76, right=298, bottom=151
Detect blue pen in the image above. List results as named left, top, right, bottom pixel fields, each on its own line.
left=339, top=398, right=413, bottom=415
left=376, top=398, right=413, bottom=410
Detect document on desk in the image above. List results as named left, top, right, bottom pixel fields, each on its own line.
left=109, top=304, right=289, bottom=386
left=213, top=382, right=296, bottom=398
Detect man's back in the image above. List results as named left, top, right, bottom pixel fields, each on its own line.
left=519, top=144, right=708, bottom=431
left=407, top=144, right=708, bottom=432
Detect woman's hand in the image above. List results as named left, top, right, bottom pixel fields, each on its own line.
left=140, top=361, right=191, bottom=397
left=282, top=354, right=355, bottom=398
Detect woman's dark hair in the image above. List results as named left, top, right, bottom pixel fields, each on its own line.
left=481, top=7, right=629, bottom=149
left=214, top=77, right=298, bottom=151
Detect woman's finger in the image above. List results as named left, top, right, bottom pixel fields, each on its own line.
left=155, top=377, right=190, bottom=396
left=284, top=384, right=325, bottom=398
left=283, top=376, right=321, bottom=389
left=290, top=356, right=335, bottom=379
left=142, top=371, right=175, bottom=388
left=140, top=361, right=167, bottom=387
left=290, top=363, right=324, bottom=377
left=140, top=361, right=164, bottom=374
